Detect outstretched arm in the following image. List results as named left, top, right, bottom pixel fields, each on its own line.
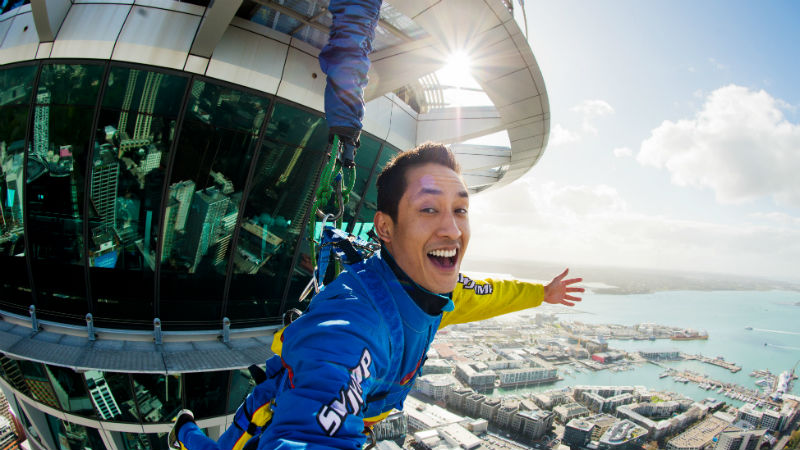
left=441, top=269, right=584, bottom=328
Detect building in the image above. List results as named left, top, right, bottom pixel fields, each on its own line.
left=464, top=393, right=486, bottom=419
left=445, top=387, right=474, bottom=413
left=479, top=398, right=501, bottom=423
left=495, top=403, right=521, bottom=430
left=638, top=349, right=680, bottom=361
left=564, top=418, right=595, bottom=449
left=616, top=401, right=708, bottom=442
left=496, top=364, right=558, bottom=387
left=372, top=410, right=407, bottom=441
left=404, top=397, right=466, bottom=432
left=554, top=402, right=591, bottom=424
left=714, top=429, right=765, bottom=450
left=455, top=363, right=496, bottom=392
left=665, top=416, right=732, bottom=450
left=413, top=374, right=460, bottom=402
left=510, top=409, right=554, bottom=443
left=597, top=419, right=648, bottom=450
left=532, top=390, right=571, bottom=410
left=421, top=359, right=453, bottom=375
left=0, top=1, right=549, bottom=449
left=736, top=402, right=785, bottom=432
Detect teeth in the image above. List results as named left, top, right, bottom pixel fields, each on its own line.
left=428, top=249, right=457, bottom=258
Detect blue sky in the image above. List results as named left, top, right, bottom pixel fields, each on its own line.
left=465, top=1, right=800, bottom=282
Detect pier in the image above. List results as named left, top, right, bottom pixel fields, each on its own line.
left=682, top=353, right=742, bottom=373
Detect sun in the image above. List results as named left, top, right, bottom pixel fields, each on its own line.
left=438, top=51, right=475, bottom=88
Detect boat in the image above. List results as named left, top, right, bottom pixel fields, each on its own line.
left=745, top=326, right=753, bottom=330
left=671, top=329, right=709, bottom=340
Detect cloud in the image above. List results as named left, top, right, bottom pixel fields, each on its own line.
left=637, top=85, right=800, bottom=207
left=571, top=99, right=614, bottom=134
left=549, top=123, right=580, bottom=147
left=468, top=179, right=800, bottom=282
left=613, top=147, right=633, bottom=158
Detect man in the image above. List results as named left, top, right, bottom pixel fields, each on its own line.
left=172, top=142, right=583, bottom=450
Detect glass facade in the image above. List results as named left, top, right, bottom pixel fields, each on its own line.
left=0, top=65, right=35, bottom=315
left=1, top=353, right=260, bottom=424
left=46, top=413, right=106, bottom=450
left=0, top=61, right=397, bottom=330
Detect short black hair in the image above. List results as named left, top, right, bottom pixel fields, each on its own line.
left=376, top=142, right=461, bottom=222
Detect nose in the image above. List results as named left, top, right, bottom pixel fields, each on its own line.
left=437, top=210, right=462, bottom=240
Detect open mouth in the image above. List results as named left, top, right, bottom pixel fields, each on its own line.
left=427, top=248, right=458, bottom=269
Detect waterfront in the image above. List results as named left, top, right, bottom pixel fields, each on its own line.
left=494, top=289, right=800, bottom=402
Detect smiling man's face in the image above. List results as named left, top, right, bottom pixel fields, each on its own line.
left=375, top=162, right=470, bottom=294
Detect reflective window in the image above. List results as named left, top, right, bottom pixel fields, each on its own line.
left=47, top=365, right=96, bottom=417
left=159, top=80, right=268, bottom=327
left=46, top=414, right=106, bottom=450
left=353, top=144, right=398, bottom=240
left=18, top=360, right=59, bottom=409
left=89, top=67, right=188, bottom=328
left=0, top=0, right=29, bottom=15
left=0, top=353, right=30, bottom=396
left=119, top=432, right=171, bottom=450
left=131, top=374, right=182, bottom=423
left=227, top=368, right=255, bottom=414
left=84, top=371, right=138, bottom=422
left=185, top=370, right=228, bottom=418
left=226, top=103, right=327, bottom=325
left=0, top=65, right=36, bottom=313
left=27, top=63, right=104, bottom=323
left=342, top=136, right=381, bottom=236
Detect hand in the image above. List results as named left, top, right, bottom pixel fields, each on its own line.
left=543, top=268, right=584, bottom=306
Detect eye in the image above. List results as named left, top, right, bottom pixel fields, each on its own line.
left=421, top=207, right=437, bottom=214
left=455, top=207, right=468, bottom=215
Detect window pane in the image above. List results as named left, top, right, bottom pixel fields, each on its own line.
left=85, top=370, right=139, bottom=422
left=342, top=136, right=381, bottom=235
left=0, top=65, right=37, bottom=313
left=159, top=80, right=268, bottom=328
left=89, top=67, right=188, bottom=329
left=46, top=414, right=106, bottom=450
left=18, top=360, right=59, bottom=409
left=131, top=374, right=182, bottom=423
left=355, top=145, right=398, bottom=239
left=226, top=103, right=327, bottom=326
left=184, top=371, right=228, bottom=418
left=1, top=1, right=30, bottom=15
left=119, top=432, right=171, bottom=450
left=46, top=365, right=96, bottom=417
left=0, top=354, right=30, bottom=396
left=27, top=64, right=104, bottom=323
left=227, top=368, right=255, bottom=413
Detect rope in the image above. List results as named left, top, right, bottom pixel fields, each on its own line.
left=303, top=135, right=358, bottom=299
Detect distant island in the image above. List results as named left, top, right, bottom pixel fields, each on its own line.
left=462, top=258, right=800, bottom=295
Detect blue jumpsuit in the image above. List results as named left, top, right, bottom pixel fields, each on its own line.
left=177, top=251, right=546, bottom=449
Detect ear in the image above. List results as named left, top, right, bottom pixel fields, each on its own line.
left=373, top=211, right=394, bottom=243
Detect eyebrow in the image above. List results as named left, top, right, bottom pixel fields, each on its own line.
left=414, top=187, right=469, bottom=198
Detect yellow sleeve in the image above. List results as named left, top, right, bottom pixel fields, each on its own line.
left=439, top=274, right=545, bottom=329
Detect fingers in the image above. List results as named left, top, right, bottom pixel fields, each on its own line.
left=566, top=287, right=584, bottom=293
left=556, top=268, right=569, bottom=280
left=564, top=277, right=582, bottom=285
left=564, top=294, right=582, bottom=302
left=560, top=300, right=575, bottom=307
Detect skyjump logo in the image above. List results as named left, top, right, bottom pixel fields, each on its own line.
left=316, top=348, right=372, bottom=436
left=458, top=274, right=493, bottom=295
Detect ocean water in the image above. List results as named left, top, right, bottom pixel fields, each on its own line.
left=494, top=290, right=800, bottom=403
